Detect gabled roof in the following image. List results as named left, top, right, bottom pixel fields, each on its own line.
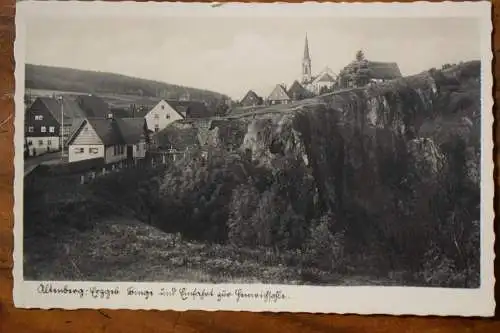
left=85, top=118, right=123, bottom=146
left=149, top=100, right=186, bottom=119
left=287, top=80, right=309, bottom=97
left=315, top=72, right=336, bottom=83
left=366, top=61, right=402, bottom=80
left=167, top=100, right=211, bottom=118
left=268, top=84, right=291, bottom=101
left=115, top=118, right=147, bottom=144
left=35, top=96, right=87, bottom=124
left=75, top=94, right=110, bottom=118
left=67, top=117, right=147, bottom=146
left=241, top=90, right=261, bottom=102
left=110, top=107, right=133, bottom=118
left=341, top=60, right=402, bottom=81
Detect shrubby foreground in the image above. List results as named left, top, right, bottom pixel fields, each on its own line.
left=24, top=62, right=481, bottom=287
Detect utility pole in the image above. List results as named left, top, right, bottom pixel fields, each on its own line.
left=57, top=96, right=64, bottom=159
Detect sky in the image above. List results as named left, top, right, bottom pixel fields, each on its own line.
left=26, top=16, right=481, bottom=100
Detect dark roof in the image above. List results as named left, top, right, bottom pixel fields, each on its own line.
left=75, top=94, right=110, bottom=118
left=341, top=60, right=402, bottom=81
left=36, top=96, right=87, bottom=124
left=86, top=118, right=123, bottom=146
left=68, top=117, right=147, bottom=146
left=287, top=81, right=309, bottom=98
left=115, top=118, right=147, bottom=144
left=154, top=122, right=200, bottom=151
left=241, top=90, right=261, bottom=102
left=268, top=84, right=291, bottom=101
left=366, top=61, right=402, bottom=80
left=167, top=100, right=212, bottom=118
left=110, top=107, right=133, bottom=118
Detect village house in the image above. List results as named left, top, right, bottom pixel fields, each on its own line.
left=267, top=84, right=291, bottom=105
left=240, top=90, right=263, bottom=107
left=144, top=99, right=185, bottom=134
left=66, top=116, right=149, bottom=164
left=287, top=80, right=312, bottom=101
left=24, top=96, right=88, bottom=156
left=337, top=51, right=402, bottom=89
left=75, top=94, right=111, bottom=119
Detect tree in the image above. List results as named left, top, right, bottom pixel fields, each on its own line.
left=215, top=98, right=230, bottom=117
left=356, top=50, right=366, bottom=62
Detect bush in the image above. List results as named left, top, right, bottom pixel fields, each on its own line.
left=302, top=213, right=345, bottom=271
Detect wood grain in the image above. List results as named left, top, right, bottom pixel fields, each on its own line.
left=0, top=0, right=498, bottom=332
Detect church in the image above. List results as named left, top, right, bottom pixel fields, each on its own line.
left=300, top=34, right=337, bottom=95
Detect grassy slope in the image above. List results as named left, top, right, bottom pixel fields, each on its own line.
left=24, top=217, right=397, bottom=285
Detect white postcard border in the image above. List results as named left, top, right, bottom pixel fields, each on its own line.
left=13, top=1, right=495, bottom=316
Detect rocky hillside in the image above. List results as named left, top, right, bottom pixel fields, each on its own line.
left=25, top=61, right=481, bottom=286
left=153, top=61, right=481, bottom=286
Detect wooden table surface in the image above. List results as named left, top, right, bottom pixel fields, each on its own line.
left=0, top=0, right=498, bottom=332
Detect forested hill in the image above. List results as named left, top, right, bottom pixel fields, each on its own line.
left=25, top=64, right=229, bottom=102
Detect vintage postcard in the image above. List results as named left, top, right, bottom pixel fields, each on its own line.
left=13, top=1, right=495, bottom=316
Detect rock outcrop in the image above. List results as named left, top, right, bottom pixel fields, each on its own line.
left=157, top=61, right=481, bottom=285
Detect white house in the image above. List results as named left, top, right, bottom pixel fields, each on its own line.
left=144, top=99, right=185, bottom=134
left=66, top=117, right=148, bottom=164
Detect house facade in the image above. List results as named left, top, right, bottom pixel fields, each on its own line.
left=267, top=84, right=291, bottom=105
left=24, top=97, right=61, bottom=156
left=144, top=99, right=184, bottom=133
left=240, top=90, right=263, bottom=107
left=287, top=80, right=311, bottom=101
left=66, top=117, right=149, bottom=164
left=337, top=55, right=402, bottom=89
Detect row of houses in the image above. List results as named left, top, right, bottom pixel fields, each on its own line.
left=239, top=37, right=403, bottom=107
left=25, top=93, right=210, bottom=165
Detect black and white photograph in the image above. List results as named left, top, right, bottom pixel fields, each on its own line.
left=13, top=1, right=494, bottom=316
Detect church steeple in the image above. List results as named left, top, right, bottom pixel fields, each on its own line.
left=303, top=34, right=311, bottom=61
left=302, top=34, right=312, bottom=84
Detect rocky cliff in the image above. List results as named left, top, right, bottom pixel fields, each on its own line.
left=157, top=61, right=481, bottom=286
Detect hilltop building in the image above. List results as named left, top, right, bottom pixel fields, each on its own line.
left=287, top=80, right=312, bottom=101
left=337, top=51, right=402, bottom=89
left=267, top=84, right=291, bottom=105
left=300, top=34, right=337, bottom=95
left=240, top=90, right=263, bottom=107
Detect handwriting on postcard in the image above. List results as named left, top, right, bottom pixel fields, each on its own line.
left=37, top=283, right=288, bottom=303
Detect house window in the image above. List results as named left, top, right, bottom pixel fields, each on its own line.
left=38, top=140, right=43, bottom=146
left=47, top=140, right=52, bottom=146
left=89, top=147, right=99, bottom=154
left=27, top=140, right=32, bottom=146
left=34, top=115, right=43, bottom=121
left=161, top=105, right=165, bottom=110
left=41, top=126, right=47, bottom=133
left=74, top=147, right=84, bottom=154
left=28, top=126, right=34, bottom=132
left=120, top=145, right=124, bottom=154
left=49, top=126, right=55, bottom=133
left=113, top=146, right=117, bottom=155
left=166, top=114, right=171, bottom=119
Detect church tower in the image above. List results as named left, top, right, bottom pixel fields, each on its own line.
left=302, top=34, right=312, bottom=84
